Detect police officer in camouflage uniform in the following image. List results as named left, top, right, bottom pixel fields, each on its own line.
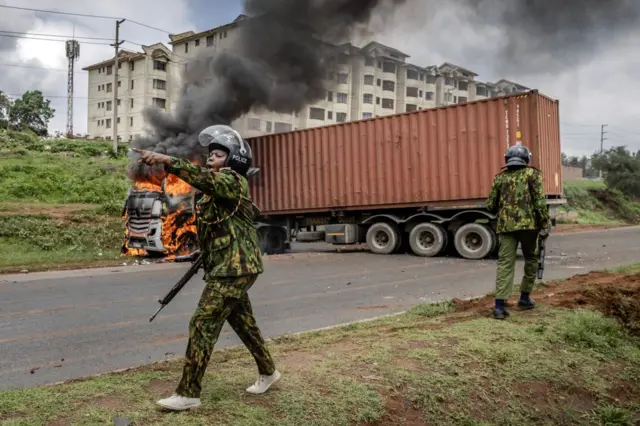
left=486, top=144, right=550, bottom=320
left=134, top=124, right=280, bottom=411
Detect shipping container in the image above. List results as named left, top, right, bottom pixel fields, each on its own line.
left=248, top=90, right=563, bottom=215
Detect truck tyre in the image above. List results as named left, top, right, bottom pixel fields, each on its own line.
left=258, top=227, right=287, bottom=255
left=408, top=223, right=447, bottom=257
left=453, top=223, right=495, bottom=260
left=296, top=231, right=325, bottom=242
left=366, top=222, right=400, bottom=255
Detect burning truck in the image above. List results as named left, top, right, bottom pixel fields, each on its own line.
left=121, top=172, right=200, bottom=258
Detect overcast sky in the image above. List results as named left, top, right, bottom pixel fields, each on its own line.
left=1, top=0, right=638, bottom=158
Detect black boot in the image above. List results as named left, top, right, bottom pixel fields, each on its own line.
left=518, top=292, right=535, bottom=310
left=492, top=299, right=510, bottom=320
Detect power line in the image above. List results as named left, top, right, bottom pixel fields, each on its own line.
left=0, top=30, right=113, bottom=41
left=0, top=33, right=110, bottom=45
left=0, top=4, right=172, bottom=34
left=0, top=62, right=87, bottom=73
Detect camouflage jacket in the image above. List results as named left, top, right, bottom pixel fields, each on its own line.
left=485, top=166, right=551, bottom=234
left=166, top=158, right=264, bottom=278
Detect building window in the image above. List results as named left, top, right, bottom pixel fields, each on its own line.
left=117, top=99, right=121, bottom=106
left=382, top=62, right=396, bottom=73
left=248, top=118, right=261, bottom=131
left=336, top=112, right=347, bottom=122
left=445, top=77, right=454, bottom=86
left=106, top=65, right=113, bottom=75
left=130, top=98, right=134, bottom=108
left=382, top=80, right=395, bottom=92
left=195, top=39, right=200, bottom=47
left=98, top=85, right=101, bottom=92
left=458, top=81, right=469, bottom=91
left=106, top=83, right=112, bottom=93
left=364, top=75, right=374, bottom=85
left=131, top=80, right=134, bottom=90
left=406, top=104, right=417, bottom=112
left=117, top=117, right=121, bottom=124
left=327, top=111, right=333, bottom=120
left=130, top=62, right=135, bottom=71
left=309, top=107, right=325, bottom=120
left=184, top=42, right=189, bottom=53
left=476, top=87, right=487, bottom=97
left=327, top=91, right=333, bottom=102
left=153, top=60, right=167, bottom=71
left=407, top=69, right=419, bottom=80
left=363, top=93, right=373, bottom=104
left=117, top=81, right=121, bottom=87
left=266, top=121, right=272, bottom=133
left=427, top=75, right=436, bottom=84
left=130, top=117, right=133, bottom=126
left=364, top=56, right=375, bottom=67
left=362, top=112, right=373, bottom=119
left=426, top=91, right=434, bottom=100
left=382, top=98, right=394, bottom=109
left=153, top=79, right=167, bottom=90
left=458, top=96, right=468, bottom=103
left=406, top=87, right=419, bottom=97
left=106, top=101, right=112, bottom=111
left=376, top=97, right=380, bottom=105
left=274, top=122, right=292, bottom=133
left=337, top=93, right=348, bottom=103
left=153, top=98, right=166, bottom=109
left=377, top=78, right=381, bottom=86
left=337, top=73, right=348, bottom=84
left=106, top=119, right=112, bottom=128
left=207, top=35, right=214, bottom=46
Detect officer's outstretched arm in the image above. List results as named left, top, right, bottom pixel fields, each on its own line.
left=529, top=170, right=550, bottom=229
left=485, top=177, right=500, bottom=214
left=165, top=157, right=242, bottom=200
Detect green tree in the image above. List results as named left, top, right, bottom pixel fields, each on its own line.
left=8, top=90, right=55, bottom=136
left=0, top=90, right=10, bottom=129
left=592, top=146, right=640, bottom=197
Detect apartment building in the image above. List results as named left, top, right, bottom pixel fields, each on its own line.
left=83, top=43, right=177, bottom=141
left=85, top=15, right=530, bottom=140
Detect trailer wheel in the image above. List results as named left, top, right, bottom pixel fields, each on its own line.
left=366, top=222, right=400, bottom=255
left=408, top=223, right=447, bottom=257
left=258, top=227, right=287, bottom=255
left=454, top=223, right=495, bottom=260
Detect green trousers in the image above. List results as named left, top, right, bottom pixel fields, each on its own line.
left=176, top=275, right=276, bottom=398
left=495, top=230, right=539, bottom=300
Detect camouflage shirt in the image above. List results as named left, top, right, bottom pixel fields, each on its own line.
left=166, top=158, right=264, bottom=278
left=485, top=166, right=551, bottom=234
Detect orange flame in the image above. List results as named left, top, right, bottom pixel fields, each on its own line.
left=122, top=170, right=198, bottom=259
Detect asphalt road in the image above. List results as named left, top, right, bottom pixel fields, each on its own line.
left=1, top=226, right=639, bottom=390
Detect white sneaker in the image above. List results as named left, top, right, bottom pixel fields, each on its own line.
left=246, top=370, right=281, bottom=394
left=156, top=394, right=201, bottom=411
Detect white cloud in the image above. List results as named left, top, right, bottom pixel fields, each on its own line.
left=373, top=1, right=640, bottom=157
left=0, top=0, right=195, bottom=135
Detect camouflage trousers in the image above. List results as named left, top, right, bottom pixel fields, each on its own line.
left=175, top=274, right=276, bottom=398
left=495, top=230, right=539, bottom=300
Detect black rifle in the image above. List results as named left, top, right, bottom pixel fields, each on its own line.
left=537, top=235, right=546, bottom=280
left=149, top=251, right=203, bottom=322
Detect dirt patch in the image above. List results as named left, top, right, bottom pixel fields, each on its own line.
left=364, top=391, right=424, bottom=426
left=147, top=378, right=176, bottom=397
left=554, top=224, right=626, bottom=233
left=453, top=271, right=640, bottom=335
left=92, top=395, right=127, bottom=410
left=0, top=202, right=100, bottom=218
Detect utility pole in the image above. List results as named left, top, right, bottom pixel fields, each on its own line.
left=599, top=124, right=608, bottom=178
left=111, top=19, right=125, bottom=155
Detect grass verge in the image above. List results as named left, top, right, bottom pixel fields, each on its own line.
left=1, top=270, right=639, bottom=425
left=559, top=180, right=640, bottom=226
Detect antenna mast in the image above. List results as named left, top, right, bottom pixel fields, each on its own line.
left=65, top=39, right=80, bottom=138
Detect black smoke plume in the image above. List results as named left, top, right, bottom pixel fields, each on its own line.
left=129, top=0, right=405, bottom=181
left=452, top=0, right=639, bottom=73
